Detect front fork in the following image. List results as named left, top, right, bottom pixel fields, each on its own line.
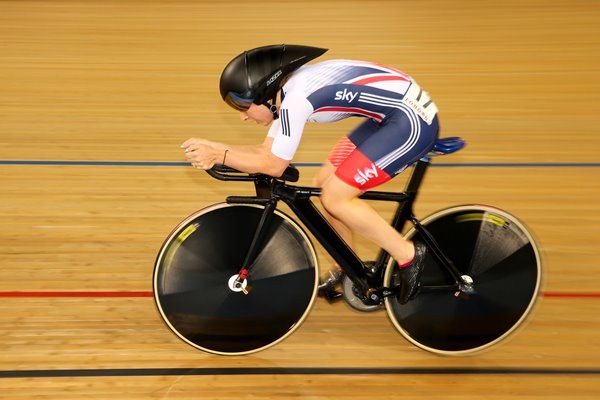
left=229, top=199, right=278, bottom=295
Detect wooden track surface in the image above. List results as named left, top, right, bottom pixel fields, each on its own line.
left=1, top=0, right=599, bottom=398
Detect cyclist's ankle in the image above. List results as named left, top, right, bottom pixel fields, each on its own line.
left=397, top=242, right=416, bottom=268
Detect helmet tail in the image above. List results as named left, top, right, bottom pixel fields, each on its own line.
left=252, top=44, right=328, bottom=104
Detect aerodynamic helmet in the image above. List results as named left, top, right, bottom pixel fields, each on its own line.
left=219, top=44, right=328, bottom=116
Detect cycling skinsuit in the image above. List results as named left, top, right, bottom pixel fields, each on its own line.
left=267, top=59, right=440, bottom=190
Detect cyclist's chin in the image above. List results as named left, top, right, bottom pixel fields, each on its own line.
left=243, top=116, right=272, bottom=126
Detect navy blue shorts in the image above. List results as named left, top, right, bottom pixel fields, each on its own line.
left=328, top=108, right=439, bottom=189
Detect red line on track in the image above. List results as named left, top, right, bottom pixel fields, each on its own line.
left=0, top=291, right=153, bottom=298
left=541, top=292, right=600, bottom=299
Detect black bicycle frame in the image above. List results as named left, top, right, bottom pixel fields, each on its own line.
left=217, top=158, right=467, bottom=298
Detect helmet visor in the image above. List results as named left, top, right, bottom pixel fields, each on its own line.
left=225, top=91, right=255, bottom=111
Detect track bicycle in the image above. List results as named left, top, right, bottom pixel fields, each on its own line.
left=153, top=137, right=542, bottom=355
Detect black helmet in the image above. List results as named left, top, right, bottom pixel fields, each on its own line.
left=219, top=44, right=328, bottom=112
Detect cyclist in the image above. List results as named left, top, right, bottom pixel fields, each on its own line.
left=181, top=44, right=439, bottom=303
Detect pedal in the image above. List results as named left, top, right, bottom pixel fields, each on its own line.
left=317, top=269, right=343, bottom=302
left=319, top=288, right=343, bottom=303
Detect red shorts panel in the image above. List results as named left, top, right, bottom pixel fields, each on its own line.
left=334, top=148, right=392, bottom=190
left=327, top=136, right=356, bottom=168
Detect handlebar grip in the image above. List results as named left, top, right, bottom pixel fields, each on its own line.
left=206, top=165, right=256, bottom=181
left=212, top=165, right=241, bottom=174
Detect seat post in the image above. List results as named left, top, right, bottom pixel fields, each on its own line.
left=388, top=159, right=430, bottom=232
left=405, top=159, right=430, bottom=195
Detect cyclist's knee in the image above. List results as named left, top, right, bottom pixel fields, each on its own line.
left=320, top=188, right=344, bottom=217
left=319, top=176, right=360, bottom=217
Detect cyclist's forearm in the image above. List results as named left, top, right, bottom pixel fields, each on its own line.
left=181, top=137, right=288, bottom=176
left=220, top=143, right=288, bottom=177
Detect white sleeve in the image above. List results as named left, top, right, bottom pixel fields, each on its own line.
left=267, top=95, right=314, bottom=161
left=267, top=116, right=281, bottom=138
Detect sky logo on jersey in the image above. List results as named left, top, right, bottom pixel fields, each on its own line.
left=334, top=88, right=358, bottom=103
left=354, top=163, right=379, bottom=186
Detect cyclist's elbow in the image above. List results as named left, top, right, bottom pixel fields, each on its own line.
left=262, top=153, right=290, bottom=178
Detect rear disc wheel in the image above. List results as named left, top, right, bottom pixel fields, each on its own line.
left=384, top=205, right=542, bottom=355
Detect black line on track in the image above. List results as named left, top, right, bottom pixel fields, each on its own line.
left=1, top=367, right=599, bottom=378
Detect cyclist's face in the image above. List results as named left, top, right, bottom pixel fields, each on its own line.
left=239, top=103, right=274, bottom=126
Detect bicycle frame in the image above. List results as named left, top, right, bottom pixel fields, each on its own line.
left=210, top=158, right=468, bottom=303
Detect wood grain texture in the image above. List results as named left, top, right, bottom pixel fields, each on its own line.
left=0, top=0, right=598, bottom=398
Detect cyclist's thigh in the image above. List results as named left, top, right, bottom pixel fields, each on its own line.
left=313, top=161, right=336, bottom=187
left=335, top=110, right=439, bottom=190
left=322, top=120, right=378, bottom=187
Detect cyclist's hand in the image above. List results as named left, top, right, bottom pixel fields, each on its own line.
left=181, top=138, right=220, bottom=150
left=181, top=139, right=218, bottom=170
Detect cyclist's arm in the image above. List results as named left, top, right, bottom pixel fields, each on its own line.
left=181, top=136, right=290, bottom=178
left=222, top=136, right=290, bottom=177
left=182, top=95, right=312, bottom=177
left=221, top=94, right=313, bottom=176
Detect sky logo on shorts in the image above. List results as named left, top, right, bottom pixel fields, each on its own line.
left=354, top=163, right=379, bottom=186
